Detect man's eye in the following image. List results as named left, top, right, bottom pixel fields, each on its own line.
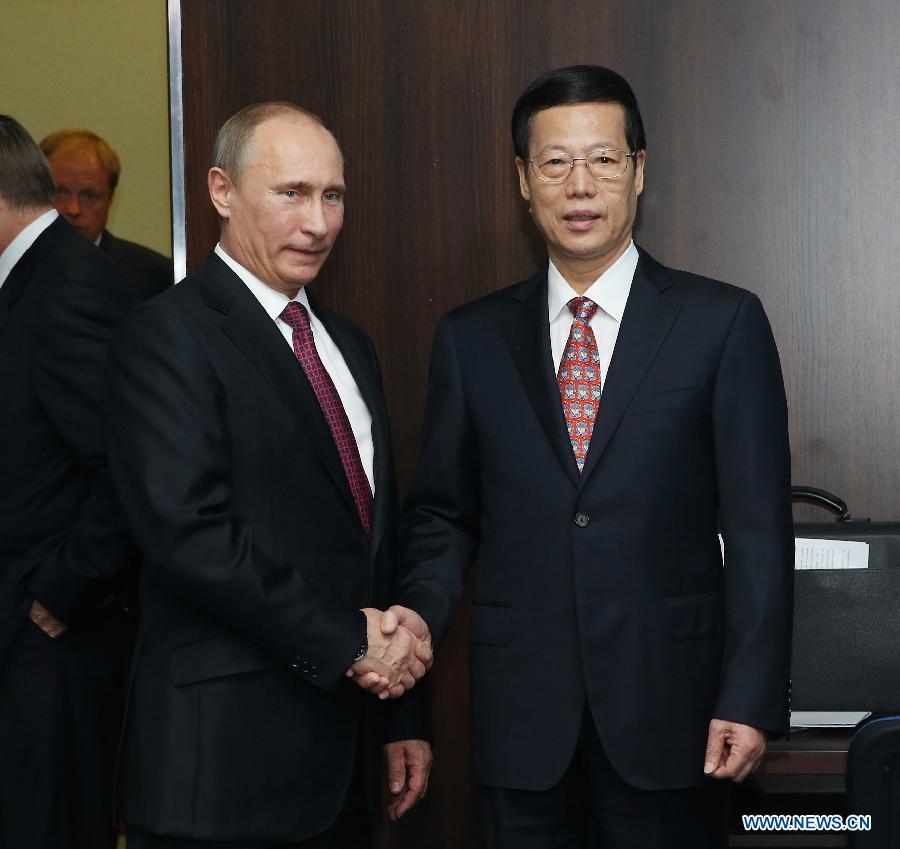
left=323, top=192, right=343, bottom=202
left=283, top=190, right=299, bottom=198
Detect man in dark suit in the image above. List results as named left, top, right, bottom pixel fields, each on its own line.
left=0, top=115, right=157, bottom=849
left=40, top=128, right=173, bottom=294
left=396, top=66, right=794, bottom=848
left=105, top=102, right=433, bottom=848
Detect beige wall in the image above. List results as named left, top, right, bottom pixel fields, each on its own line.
left=0, top=0, right=171, bottom=257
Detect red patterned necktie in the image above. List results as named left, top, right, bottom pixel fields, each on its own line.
left=557, top=297, right=602, bottom=472
left=280, top=301, right=373, bottom=535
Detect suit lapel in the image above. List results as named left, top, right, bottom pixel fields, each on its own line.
left=309, top=291, right=389, bottom=558
left=579, top=250, right=681, bottom=483
left=197, top=255, right=357, bottom=517
left=499, top=268, right=580, bottom=486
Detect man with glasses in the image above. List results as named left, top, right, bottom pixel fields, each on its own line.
left=397, top=65, right=793, bottom=847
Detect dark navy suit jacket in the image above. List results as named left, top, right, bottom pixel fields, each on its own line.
left=105, top=253, right=426, bottom=841
left=399, top=247, right=793, bottom=791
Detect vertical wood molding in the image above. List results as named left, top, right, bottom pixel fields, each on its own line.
left=167, top=0, right=186, bottom=283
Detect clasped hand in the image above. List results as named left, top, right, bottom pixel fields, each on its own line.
left=346, top=606, right=432, bottom=699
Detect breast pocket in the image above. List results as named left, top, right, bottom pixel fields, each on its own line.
left=632, top=386, right=704, bottom=414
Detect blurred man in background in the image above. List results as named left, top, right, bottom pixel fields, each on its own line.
left=41, top=127, right=172, bottom=294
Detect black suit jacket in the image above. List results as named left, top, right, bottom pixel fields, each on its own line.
left=99, top=230, right=173, bottom=296
left=0, top=216, right=152, bottom=666
left=398, top=247, right=793, bottom=791
left=105, top=253, right=425, bottom=842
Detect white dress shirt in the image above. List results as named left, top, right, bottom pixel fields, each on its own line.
left=0, top=209, right=58, bottom=290
left=214, top=244, right=375, bottom=494
left=548, top=240, right=639, bottom=390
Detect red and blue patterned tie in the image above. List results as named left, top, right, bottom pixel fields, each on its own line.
left=557, top=297, right=602, bottom=472
left=280, top=301, right=373, bottom=535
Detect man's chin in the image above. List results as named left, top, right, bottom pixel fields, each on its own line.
left=280, top=256, right=326, bottom=284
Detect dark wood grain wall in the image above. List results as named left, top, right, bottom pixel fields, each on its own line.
left=175, top=2, right=900, bottom=845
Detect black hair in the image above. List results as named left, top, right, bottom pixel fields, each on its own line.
left=511, top=65, right=646, bottom=159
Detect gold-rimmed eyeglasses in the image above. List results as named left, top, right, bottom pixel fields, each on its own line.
left=527, top=148, right=636, bottom=183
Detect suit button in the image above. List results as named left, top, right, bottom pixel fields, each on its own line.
left=574, top=513, right=590, bottom=528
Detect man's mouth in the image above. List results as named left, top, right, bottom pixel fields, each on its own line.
left=563, top=211, right=601, bottom=230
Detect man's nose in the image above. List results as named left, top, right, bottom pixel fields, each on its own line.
left=566, top=161, right=598, bottom=196
left=56, top=194, right=81, bottom=217
left=300, top=200, right=328, bottom=239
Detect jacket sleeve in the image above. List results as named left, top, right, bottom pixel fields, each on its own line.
left=104, top=301, right=367, bottom=690
left=26, top=279, right=139, bottom=623
left=711, top=292, right=794, bottom=734
left=395, top=315, right=481, bottom=645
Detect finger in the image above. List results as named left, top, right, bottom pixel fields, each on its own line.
left=385, top=683, right=406, bottom=699
left=408, top=659, right=426, bottom=681
left=732, top=756, right=757, bottom=784
left=380, top=609, right=399, bottom=635
left=406, top=759, right=426, bottom=795
left=395, top=606, right=431, bottom=640
left=353, top=671, right=386, bottom=690
left=386, top=749, right=407, bottom=796
left=712, top=745, right=747, bottom=780
left=412, top=638, right=432, bottom=666
left=704, top=729, right=725, bottom=775
left=393, top=783, right=424, bottom=819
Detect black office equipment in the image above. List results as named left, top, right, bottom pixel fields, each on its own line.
left=790, top=487, right=900, bottom=713
left=847, top=715, right=900, bottom=848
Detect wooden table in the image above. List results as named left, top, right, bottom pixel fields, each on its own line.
left=729, top=728, right=853, bottom=849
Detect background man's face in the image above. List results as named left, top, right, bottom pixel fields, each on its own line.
left=216, top=115, right=345, bottom=296
left=48, top=149, right=114, bottom=242
left=516, top=102, right=644, bottom=276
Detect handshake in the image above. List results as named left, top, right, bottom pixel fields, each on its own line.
left=346, top=606, right=433, bottom=699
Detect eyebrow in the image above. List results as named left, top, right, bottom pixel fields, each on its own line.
left=270, top=180, right=346, bottom=193
left=537, top=142, right=622, bottom=153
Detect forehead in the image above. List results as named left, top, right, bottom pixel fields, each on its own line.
left=48, top=149, right=108, bottom=181
left=529, top=102, right=628, bottom=152
left=246, top=115, right=344, bottom=181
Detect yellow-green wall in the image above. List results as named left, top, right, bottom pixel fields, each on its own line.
left=1, top=0, right=171, bottom=257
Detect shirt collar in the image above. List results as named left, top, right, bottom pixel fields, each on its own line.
left=0, top=209, right=58, bottom=290
left=214, top=243, right=311, bottom=319
left=547, top=240, right=639, bottom=324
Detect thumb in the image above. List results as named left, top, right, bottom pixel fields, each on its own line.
left=704, top=725, right=725, bottom=774
left=387, top=749, right=407, bottom=795
left=381, top=609, right=399, bottom=635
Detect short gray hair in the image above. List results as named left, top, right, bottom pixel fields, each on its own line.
left=212, top=102, right=325, bottom=182
left=0, top=115, right=55, bottom=210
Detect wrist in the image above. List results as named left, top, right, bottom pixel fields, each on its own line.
left=353, top=636, right=368, bottom=664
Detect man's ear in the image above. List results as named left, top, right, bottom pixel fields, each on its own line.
left=208, top=167, right=233, bottom=219
left=515, top=157, right=531, bottom=203
left=633, top=150, right=646, bottom=198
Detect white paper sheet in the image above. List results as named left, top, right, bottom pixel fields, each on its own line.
left=794, top=538, right=869, bottom=570
left=790, top=710, right=871, bottom=728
